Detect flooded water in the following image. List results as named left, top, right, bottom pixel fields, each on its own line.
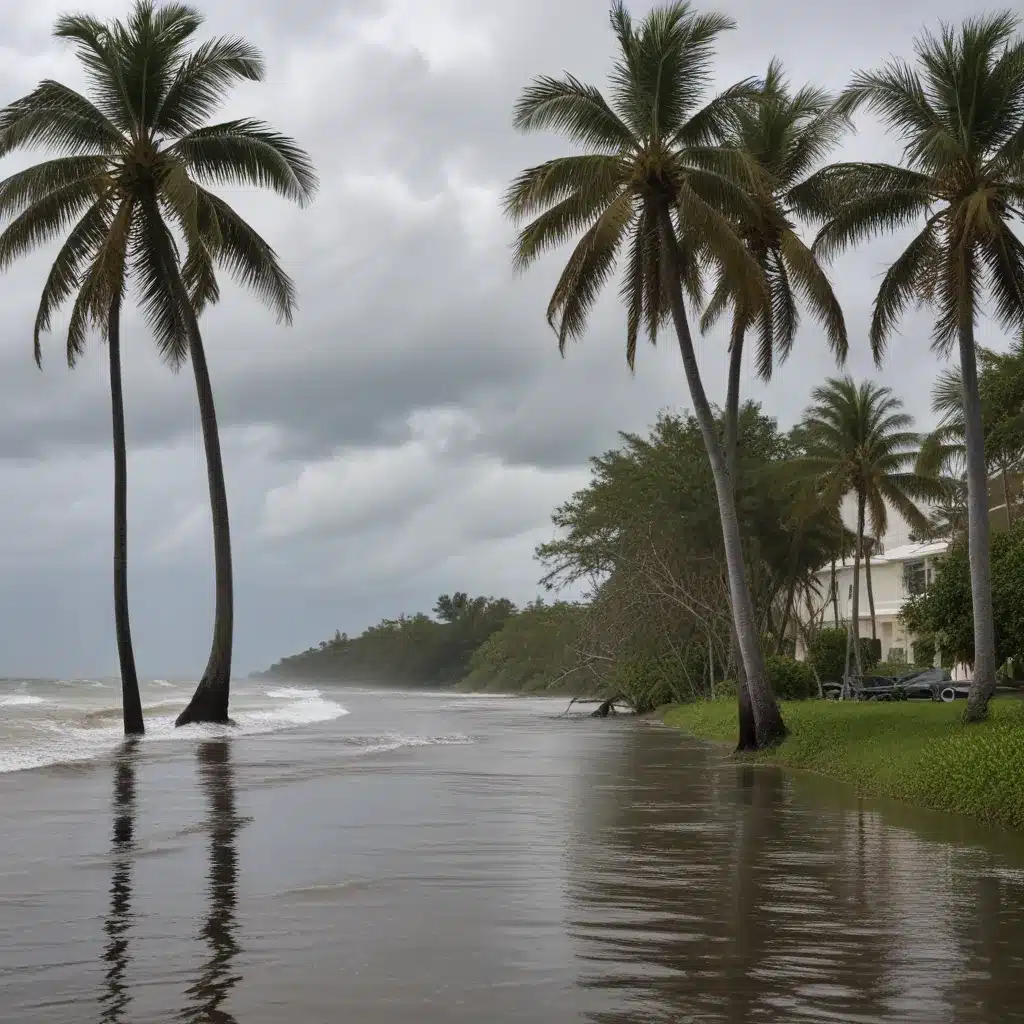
left=2, top=685, right=1024, bottom=1022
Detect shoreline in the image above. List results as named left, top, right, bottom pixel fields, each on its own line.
left=660, top=698, right=1024, bottom=832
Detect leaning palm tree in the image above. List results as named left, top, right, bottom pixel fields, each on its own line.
left=803, top=13, right=1024, bottom=721
left=0, top=2, right=316, bottom=727
left=504, top=1, right=787, bottom=747
left=794, top=378, right=939, bottom=685
left=700, top=60, right=851, bottom=745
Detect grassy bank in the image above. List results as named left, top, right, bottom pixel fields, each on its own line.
left=662, top=698, right=1024, bottom=831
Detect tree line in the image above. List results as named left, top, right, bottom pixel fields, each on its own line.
left=264, top=342, right=1024, bottom=712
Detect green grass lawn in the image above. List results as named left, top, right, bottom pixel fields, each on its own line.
left=662, top=698, right=1024, bottom=831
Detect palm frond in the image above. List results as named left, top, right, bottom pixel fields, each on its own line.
left=0, top=177, right=109, bottom=270
left=779, top=229, right=847, bottom=365
left=546, top=191, right=634, bottom=350
left=512, top=73, right=636, bottom=152
left=503, top=155, right=628, bottom=222
left=0, top=156, right=110, bottom=220
left=156, top=34, right=265, bottom=136
left=171, top=118, right=318, bottom=206
left=0, top=81, right=124, bottom=157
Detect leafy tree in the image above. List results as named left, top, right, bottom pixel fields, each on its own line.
left=794, top=378, right=938, bottom=683
left=904, top=521, right=1024, bottom=673
left=0, top=2, right=317, bottom=727
left=504, top=1, right=787, bottom=747
left=921, top=337, right=1024, bottom=532
left=803, top=13, right=1024, bottom=721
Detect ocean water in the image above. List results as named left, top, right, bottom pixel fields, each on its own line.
left=0, top=677, right=473, bottom=774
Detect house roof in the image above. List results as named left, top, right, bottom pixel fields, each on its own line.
left=875, top=540, right=949, bottom=562
left=813, top=538, right=949, bottom=577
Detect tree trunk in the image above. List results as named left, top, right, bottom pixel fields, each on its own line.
left=657, top=204, right=785, bottom=748
left=961, top=318, right=998, bottom=722
left=1002, top=466, right=1012, bottom=529
left=175, top=288, right=234, bottom=726
left=108, top=295, right=144, bottom=736
left=864, top=537, right=877, bottom=641
left=724, top=316, right=758, bottom=750
left=831, top=559, right=839, bottom=626
left=851, top=492, right=865, bottom=680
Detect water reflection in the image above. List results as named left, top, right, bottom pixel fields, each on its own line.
left=100, top=741, right=138, bottom=1023
left=566, top=724, right=1024, bottom=1024
left=181, top=740, right=244, bottom=1024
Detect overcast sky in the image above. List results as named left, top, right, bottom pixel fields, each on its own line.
left=0, top=0, right=1013, bottom=679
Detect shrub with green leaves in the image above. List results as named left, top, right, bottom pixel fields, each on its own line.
left=765, top=655, right=814, bottom=700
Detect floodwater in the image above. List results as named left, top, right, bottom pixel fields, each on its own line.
left=2, top=682, right=1024, bottom=1022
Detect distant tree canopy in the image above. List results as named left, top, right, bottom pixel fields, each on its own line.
left=259, top=595, right=516, bottom=685
left=257, top=402, right=849, bottom=709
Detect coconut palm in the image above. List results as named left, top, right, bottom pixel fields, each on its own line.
left=0, top=2, right=316, bottom=727
left=699, top=60, right=851, bottom=744
left=803, top=13, right=1024, bottom=721
left=795, top=377, right=940, bottom=685
left=503, top=1, right=787, bottom=747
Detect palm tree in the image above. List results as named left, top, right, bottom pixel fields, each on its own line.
left=503, top=1, right=787, bottom=747
left=700, top=59, right=851, bottom=744
left=795, top=377, right=939, bottom=685
left=802, top=13, right=1024, bottom=721
left=0, top=2, right=316, bottom=727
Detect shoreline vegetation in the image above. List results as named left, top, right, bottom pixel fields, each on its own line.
left=661, top=699, right=1024, bottom=832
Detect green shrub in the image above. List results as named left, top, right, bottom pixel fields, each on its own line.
left=870, top=661, right=922, bottom=678
left=712, top=677, right=736, bottom=699
left=765, top=655, right=814, bottom=700
left=912, top=635, right=936, bottom=667
left=807, top=628, right=846, bottom=682
left=866, top=637, right=882, bottom=664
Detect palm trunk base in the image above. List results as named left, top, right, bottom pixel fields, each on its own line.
left=963, top=676, right=996, bottom=723
left=176, top=679, right=231, bottom=726
left=122, top=691, right=145, bottom=736
left=748, top=671, right=788, bottom=749
left=736, top=681, right=758, bottom=752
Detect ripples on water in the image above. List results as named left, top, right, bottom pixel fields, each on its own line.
left=2, top=690, right=1024, bottom=1022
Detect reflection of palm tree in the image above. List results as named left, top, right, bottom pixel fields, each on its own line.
left=181, top=741, right=243, bottom=1024
left=101, top=741, right=138, bottom=1023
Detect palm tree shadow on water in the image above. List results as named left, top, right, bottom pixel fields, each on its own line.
left=100, top=741, right=139, bottom=1023
left=180, top=740, right=246, bottom=1024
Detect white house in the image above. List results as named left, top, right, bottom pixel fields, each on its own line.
left=794, top=538, right=948, bottom=665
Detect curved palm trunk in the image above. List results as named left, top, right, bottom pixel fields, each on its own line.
left=849, top=493, right=866, bottom=687
left=658, top=205, right=785, bottom=748
left=108, top=295, right=144, bottom=736
left=724, top=316, right=757, bottom=750
left=864, top=538, right=877, bottom=641
left=175, top=290, right=234, bottom=727
left=960, top=320, right=998, bottom=722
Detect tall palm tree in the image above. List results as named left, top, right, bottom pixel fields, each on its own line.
left=802, top=13, right=1024, bottom=721
left=700, top=59, right=851, bottom=745
left=0, top=2, right=317, bottom=727
left=795, top=377, right=938, bottom=684
left=503, top=1, right=787, bottom=747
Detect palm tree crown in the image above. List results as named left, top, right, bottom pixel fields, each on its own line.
left=0, top=0, right=317, bottom=366
left=503, top=0, right=766, bottom=368
left=701, top=59, right=850, bottom=380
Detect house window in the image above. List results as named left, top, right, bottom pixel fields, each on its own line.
left=903, top=560, right=927, bottom=596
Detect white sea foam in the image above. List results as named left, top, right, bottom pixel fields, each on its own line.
left=0, top=693, right=49, bottom=707
left=344, top=733, right=473, bottom=754
left=0, top=686, right=349, bottom=774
